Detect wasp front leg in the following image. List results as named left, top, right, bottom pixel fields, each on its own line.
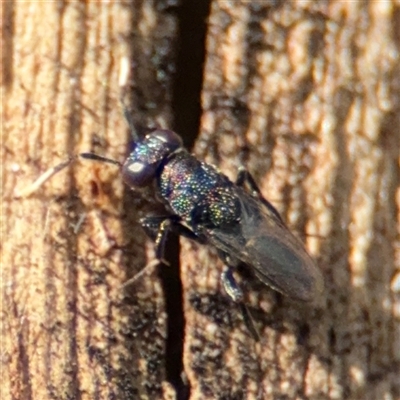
left=123, top=215, right=202, bottom=288
left=140, top=215, right=204, bottom=260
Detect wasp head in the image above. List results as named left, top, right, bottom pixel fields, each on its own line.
left=122, top=129, right=183, bottom=187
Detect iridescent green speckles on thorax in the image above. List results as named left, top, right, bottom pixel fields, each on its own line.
left=158, top=151, right=240, bottom=228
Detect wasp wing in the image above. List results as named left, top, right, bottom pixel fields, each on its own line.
left=205, top=188, right=323, bottom=302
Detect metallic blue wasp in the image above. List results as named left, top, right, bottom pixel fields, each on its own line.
left=79, top=100, right=323, bottom=339
left=20, top=73, right=323, bottom=339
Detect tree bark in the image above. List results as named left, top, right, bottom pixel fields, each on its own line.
left=181, top=2, right=400, bottom=399
left=3, top=2, right=177, bottom=399
left=2, top=1, right=399, bottom=400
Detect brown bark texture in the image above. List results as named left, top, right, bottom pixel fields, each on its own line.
left=2, top=1, right=400, bottom=400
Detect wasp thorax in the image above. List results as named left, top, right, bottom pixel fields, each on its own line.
left=122, top=129, right=183, bottom=188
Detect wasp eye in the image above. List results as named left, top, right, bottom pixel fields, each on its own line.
left=152, top=129, right=182, bottom=150
left=122, top=159, right=157, bottom=187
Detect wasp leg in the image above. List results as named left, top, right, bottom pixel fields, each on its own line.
left=121, top=217, right=174, bottom=289
left=221, top=267, right=260, bottom=341
left=140, top=215, right=205, bottom=259
left=236, top=167, right=284, bottom=223
left=123, top=216, right=203, bottom=289
left=236, top=167, right=262, bottom=197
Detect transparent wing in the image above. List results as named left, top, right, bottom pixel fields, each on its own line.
left=205, top=188, right=323, bottom=302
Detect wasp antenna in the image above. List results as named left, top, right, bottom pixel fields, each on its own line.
left=120, top=94, right=141, bottom=142
left=14, top=157, right=76, bottom=198
left=79, top=152, right=122, bottom=167
left=119, top=56, right=141, bottom=142
left=15, top=153, right=122, bottom=199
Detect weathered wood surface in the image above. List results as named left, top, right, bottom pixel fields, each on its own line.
left=2, top=1, right=399, bottom=400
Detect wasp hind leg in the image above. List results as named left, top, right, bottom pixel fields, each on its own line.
left=221, top=266, right=260, bottom=341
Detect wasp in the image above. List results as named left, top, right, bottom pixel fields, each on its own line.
left=79, top=106, right=323, bottom=339
left=20, top=93, right=323, bottom=340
